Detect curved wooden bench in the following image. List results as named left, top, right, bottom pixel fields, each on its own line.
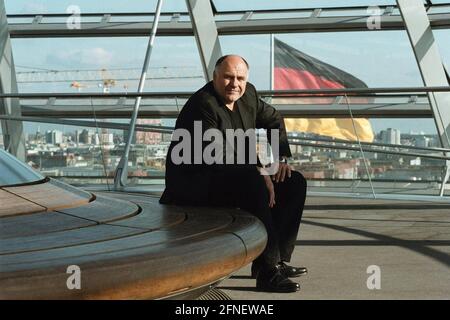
left=0, top=185, right=267, bottom=300
left=0, top=211, right=96, bottom=239
left=57, top=194, right=139, bottom=223
left=0, top=178, right=93, bottom=217
left=0, top=195, right=141, bottom=239
left=0, top=189, right=45, bottom=217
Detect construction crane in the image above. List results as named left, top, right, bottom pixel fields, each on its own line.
left=16, top=65, right=204, bottom=92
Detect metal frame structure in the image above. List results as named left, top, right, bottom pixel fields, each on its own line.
left=5, top=4, right=450, bottom=37
left=0, top=0, right=25, bottom=161
left=398, top=0, right=450, bottom=148
left=397, top=0, right=450, bottom=194
left=186, top=0, right=223, bottom=81
left=0, top=87, right=446, bottom=118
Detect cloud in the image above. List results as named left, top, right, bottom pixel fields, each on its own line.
left=80, top=47, right=113, bottom=65
left=20, top=2, right=48, bottom=14
left=46, top=47, right=113, bottom=68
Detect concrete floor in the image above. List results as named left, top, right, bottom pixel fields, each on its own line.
left=218, top=196, right=450, bottom=300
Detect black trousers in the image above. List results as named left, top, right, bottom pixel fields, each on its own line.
left=207, top=167, right=307, bottom=272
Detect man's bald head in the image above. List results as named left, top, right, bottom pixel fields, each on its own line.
left=213, top=55, right=249, bottom=108
left=214, top=55, right=249, bottom=74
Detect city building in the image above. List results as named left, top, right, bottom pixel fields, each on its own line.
left=380, top=128, right=401, bottom=145
left=136, top=119, right=163, bottom=145
left=45, top=130, right=63, bottom=145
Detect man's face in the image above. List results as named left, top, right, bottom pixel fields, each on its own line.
left=213, top=56, right=248, bottom=106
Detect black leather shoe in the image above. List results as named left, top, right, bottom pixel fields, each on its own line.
left=252, top=262, right=308, bottom=278
left=256, top=269, right=300, bottom=293
left=278, top=262, right=308, bottom=278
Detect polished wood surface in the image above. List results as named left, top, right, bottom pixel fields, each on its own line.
left=3, top=179, right=92, bottom=212
left=0, top=189, right=45, bottom=217
left=0, top=211, right=96, bottom=239
left=0, top=184, right=267, bottom=300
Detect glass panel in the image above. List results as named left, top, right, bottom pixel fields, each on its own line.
left=23, top=119, right=118, bottom=187
left=434, top=29, right=450, bottom=71
left=5, top=17, right=33, bottom=23
left=287, top=116, right=446, bottom=196
left=428, top=4, right=450, bottom=14
left=288, top=136, right=376, bottom=197
left=274, top=32, right=423, bottom=88
left=428, top=0, right=450, bottom=4
left=0, top=148, right=44, bottom=187
left=319, top=9, right=374, bottom=17
left=220, top=31, right=423, bottom=90
left=109, top=15, right=156, bottom=23
left=18, top=97, right=188, bottom=116
left=123, top=117, right=173, bottom=188
left=215, top=13, right=246, bottom=22
left=219, top=35, right=269, bottom=89
left=12, top=36, right=205, bottom=94
left=361, top=151, right=445, bottom=196
left=212, top=0, right=396, bottom=12
left=4, top=1, right=187, bottom=14
left=40, top=16, right=102, bottom=23
left=391, top=8, right=401, bottom=15
left=370, top=118, right=439, bottom=140
left=19, top=118, right=174, bottom=188
left=250, top=11, right=311, bottom=20
left=19, top=93, right=178, bottom=189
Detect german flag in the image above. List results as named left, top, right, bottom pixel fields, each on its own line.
left=274, top=38, right=374, bottom=142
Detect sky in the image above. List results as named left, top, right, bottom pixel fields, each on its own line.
left=2, top=0, right=450, bottom=136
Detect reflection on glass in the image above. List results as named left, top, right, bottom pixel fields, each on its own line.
left=0, top=148, right=44, bottom=187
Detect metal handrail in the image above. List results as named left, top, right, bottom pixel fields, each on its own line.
left=4, top=112, right=449, bottom=161
left=289, top=135, right=450, bottom=153
left=49, top=175, right=445, bottom=183
left=289, top=140, right=450, bottom=161
left=0, top=86, right=449, bottom=99
left=0, top=115, right=174, bottom=133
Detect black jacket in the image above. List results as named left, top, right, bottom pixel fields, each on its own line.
left=160, top=81, right=291, bottom=205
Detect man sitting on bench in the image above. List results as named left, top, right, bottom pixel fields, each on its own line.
left=160, top=55, right=308, bottom=293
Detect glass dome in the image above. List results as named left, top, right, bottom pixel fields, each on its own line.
left=0, top=149, right=44, bottom=187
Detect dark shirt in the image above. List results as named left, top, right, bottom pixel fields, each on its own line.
left=225, top=106, right=244, bottom=130
left=222, top=105, right=254, bottom=166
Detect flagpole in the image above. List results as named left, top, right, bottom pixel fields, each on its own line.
left=264, top=33, right=275, bottom=165
left=270, top=33, right=274, bottom=91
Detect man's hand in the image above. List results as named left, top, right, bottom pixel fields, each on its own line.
left=263, top=175, right=276, bottom=208
left=273, top=161, right=292, bottom=183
